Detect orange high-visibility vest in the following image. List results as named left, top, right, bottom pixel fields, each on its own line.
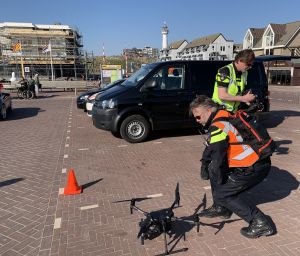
left=211, top=110, right=259, bottom=167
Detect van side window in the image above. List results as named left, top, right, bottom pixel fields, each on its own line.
left=151, top=65, right=185, bottom=90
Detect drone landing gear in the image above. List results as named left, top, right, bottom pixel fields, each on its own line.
left=162, top=220, right=169, bottom=255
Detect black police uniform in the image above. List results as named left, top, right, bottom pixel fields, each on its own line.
left=201, top=110, right=272, bottom=225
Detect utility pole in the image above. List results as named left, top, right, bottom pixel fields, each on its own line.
left=85, top=51, right=88, bottom=82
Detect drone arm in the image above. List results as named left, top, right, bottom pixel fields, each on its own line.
left=131, top=205, right=149, bottom=216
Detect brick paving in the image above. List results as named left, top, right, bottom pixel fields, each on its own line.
left=0, top=88, right=300, bottom=256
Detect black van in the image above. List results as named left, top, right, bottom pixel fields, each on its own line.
left=92, top=60, right=269, bottom=143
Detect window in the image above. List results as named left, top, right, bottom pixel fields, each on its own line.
left=151, top=65, right=185, bottom=90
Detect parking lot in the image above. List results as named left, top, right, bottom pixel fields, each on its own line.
left=1, top=87, right=300, bottom=256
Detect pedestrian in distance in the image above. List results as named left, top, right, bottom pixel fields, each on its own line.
left=33, top=73, right=40, bottom=97
left=190, top=95, right=274, bottom=239
left=28, top=75, right=36, bottom=99
left=212, top=49, right=256, bottom=113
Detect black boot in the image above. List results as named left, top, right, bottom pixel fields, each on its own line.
left=240, top=212, right=274, bottom=238
left=199, top=204, right=232, bottom=219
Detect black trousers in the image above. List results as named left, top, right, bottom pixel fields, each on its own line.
left=210, top=159, right=271, bottom=223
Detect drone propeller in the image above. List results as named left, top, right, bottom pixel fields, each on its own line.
left=113, top=193, right=163, bottom=203
left=170, top=182, right=180, bottom=210
left=193, top=193, right=207, bottom=215
left=193, top=193, right=206, bottom=233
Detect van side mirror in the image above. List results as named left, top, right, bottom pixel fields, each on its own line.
left=140, top=78, right=158, bottom=92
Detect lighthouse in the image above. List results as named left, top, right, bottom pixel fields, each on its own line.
left=161, top=22, right=169, bottom=50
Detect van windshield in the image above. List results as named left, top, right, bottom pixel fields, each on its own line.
left=122, top=63, right=158, bottom=87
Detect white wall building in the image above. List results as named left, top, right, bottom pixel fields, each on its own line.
left=180, top=33, right=234, bottom=61
left=160, top=39, right=188, bottom=61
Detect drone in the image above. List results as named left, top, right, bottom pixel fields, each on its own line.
left=114, top=183, right=207, bottom=255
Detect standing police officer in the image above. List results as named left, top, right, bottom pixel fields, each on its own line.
left=212, top=49, right=256, bottom=113
left=190, top=95, right=274, bottom=238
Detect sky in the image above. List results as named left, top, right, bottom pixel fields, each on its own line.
left=1, top=0, right=300, bottom=56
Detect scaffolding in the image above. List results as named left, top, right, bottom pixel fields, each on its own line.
left=0, top=22, right=85, bottom=80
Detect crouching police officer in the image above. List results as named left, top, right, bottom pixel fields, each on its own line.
left=190, top=95, right=274, bottom=238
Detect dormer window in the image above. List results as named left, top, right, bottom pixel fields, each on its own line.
left=243, top=31, right=253, bottom=49
left=263, top=26, right=274, bottom=48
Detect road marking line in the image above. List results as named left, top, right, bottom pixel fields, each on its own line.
left=65, top=144, right=69, bottom=147
left=68, top=125, right=72, bottom=128
left=153, top=141, right=162, bottom=144
left=59, top=188, right=64, bottom=194
left=62, top=168, right=66, bottom=173
left=268, top=131, right=276, bottom=134
left=67, top=130, right=70, bottom=133
left=275, top=137, right=282, bottom=140
left=185, top=139, right=192, bottom=142
left=293, top=130, right=300, bottom=132
left=78, top=148, right=89, bottom=151
left=77, top=127, right=85, bottom=129
left=68, top=121, right=71, bottom=123
left=118, top=145, right=128, bottom=147
left=66, top=136, right=70, bottom=139
left=80, top=204, right=99, bottom=211
left=54, top=218, right=62, bottom=229
left=288, top=100, right=292, bottom=102
left=64, top=154, right=68, bottom=158
left=203, top=186, right=211, bottom=190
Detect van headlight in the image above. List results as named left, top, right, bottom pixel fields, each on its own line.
left=80, top=95, right=89, bottom=100
left=100, top=99, right=117, bottom=109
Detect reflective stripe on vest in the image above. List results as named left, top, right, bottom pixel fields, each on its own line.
left=211, top=110, right=259, bottom=167
left=212, top=63, right=247, bottom=113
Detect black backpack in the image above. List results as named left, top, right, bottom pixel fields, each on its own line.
left=214, top=110, right=276, bottom=160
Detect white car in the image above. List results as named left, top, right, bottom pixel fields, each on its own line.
left=86, top=92, right=99, bottom=117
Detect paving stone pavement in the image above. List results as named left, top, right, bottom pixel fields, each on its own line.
left=0, top=88, right=300, bottom=256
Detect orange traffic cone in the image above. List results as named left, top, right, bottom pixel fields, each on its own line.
left=64, top=169, right=82, bottom=195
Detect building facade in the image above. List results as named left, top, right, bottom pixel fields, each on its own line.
left=160, top=32, right=234, bottom=61
left=243, top=20, right=300, bottom=85
left=123, top=46, right=158, bottom=59
left=180, top=33, right=233, bottom=61
left=160, top=39, right=188, bottom=61
left=0, top=22, right=84, bottom=79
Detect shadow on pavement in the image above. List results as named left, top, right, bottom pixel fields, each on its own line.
left=82, top=178, right=103, bottom=190
left=35, top=94, right=59, bottom=99
left=245, top=166, right=299, bottom=205
left=274, top=139, right=292, bottom=155
left=0, top=178, right=24, bottom=188
left=150, top=128, right=199, bottom=141
left=261, top=110, right=300, bottom=128
left=7, top=107, right=43, bottom=120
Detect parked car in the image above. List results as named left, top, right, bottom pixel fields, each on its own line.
left=92, top=60, right=269, bottom=143
left=86, top=92, right=100, bottom=117
left=0, top=84, right=12, bottom=120
left=76, top=79, right=125, bottom=110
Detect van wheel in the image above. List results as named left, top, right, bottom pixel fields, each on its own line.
left=120, top=115, right=150, bottom=143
